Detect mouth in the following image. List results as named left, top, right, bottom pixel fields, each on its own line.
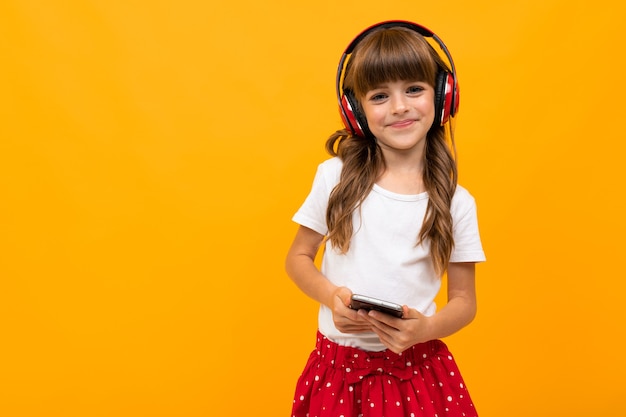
left=389, top=119, right=416, bottom=128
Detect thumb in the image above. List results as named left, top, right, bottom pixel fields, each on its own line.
left=334, top=286, right=353, bottom=307
left=402, top=305, right=423, bottom=319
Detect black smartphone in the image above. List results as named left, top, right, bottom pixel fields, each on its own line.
left=349, top=294, right=404, bottom=318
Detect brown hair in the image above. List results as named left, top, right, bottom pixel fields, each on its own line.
left=326, top=26, right=458, bottom=276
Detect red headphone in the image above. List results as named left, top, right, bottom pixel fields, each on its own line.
left=336, top=20, right=460, bottom=138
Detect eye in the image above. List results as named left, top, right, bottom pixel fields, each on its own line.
left=407, top=85, right=425, bottom=94
left=368, top=92, right=388, bottom=102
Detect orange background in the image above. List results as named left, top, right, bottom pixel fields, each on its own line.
left=1, top=1, right=625, bottom=416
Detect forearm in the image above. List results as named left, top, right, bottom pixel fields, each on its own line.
left=285, top=252, right=337, bottom=308
left=285, top=226, right=338, bottom=309
left=424, top=295, right=476, bottom=340
left=424, top=262, right=477, bottom=340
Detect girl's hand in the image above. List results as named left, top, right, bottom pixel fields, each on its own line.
left=358, top=306, right=432, bottom=353
left=330, top=287, right=373, bottom=334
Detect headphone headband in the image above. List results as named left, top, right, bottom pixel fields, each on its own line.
left=336, top=20, right=459, bottom=138
left=342, top=20, right=437, bottom=55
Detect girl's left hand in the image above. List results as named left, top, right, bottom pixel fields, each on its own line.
left=357, top=306, right=432, bottom=354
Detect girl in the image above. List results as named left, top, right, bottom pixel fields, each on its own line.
left=286, top=21, right=485, bottom=417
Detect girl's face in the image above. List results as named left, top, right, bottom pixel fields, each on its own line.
left=361, top=79, right=435, bottom=155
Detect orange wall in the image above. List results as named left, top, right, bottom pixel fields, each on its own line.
left=1, top=1, right=625, bottom=416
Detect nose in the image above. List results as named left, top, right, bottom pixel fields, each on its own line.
left=390, top=94, right=409, bottom=114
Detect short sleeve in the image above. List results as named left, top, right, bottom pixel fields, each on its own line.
left=449, top=186, right=486, bottom=263
left=292, top=158, right=342, bottom=236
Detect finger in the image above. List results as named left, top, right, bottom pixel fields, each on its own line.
left=357, top=311, right=397, bottom=339
left=369, top=326, right=400, bottom=352
left=335, top=287, right=353, bottom=307
left=335, top=318, right=373, bottom=333
left=401, top=306, right=426, bottom=320
left=342, top=325, right=374, bottom=333
left=344, top=306, right=371, bottom=323
left=364, top=310, right=402, bottom=330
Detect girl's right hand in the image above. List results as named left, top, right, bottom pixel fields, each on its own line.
left=330, top=286, right=373, bottom=334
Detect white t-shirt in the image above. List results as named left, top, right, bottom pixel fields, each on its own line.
left=293, top=157, right=486, bottom=351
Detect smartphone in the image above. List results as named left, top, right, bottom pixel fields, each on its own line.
left=349, top=294, right=404, bottom=318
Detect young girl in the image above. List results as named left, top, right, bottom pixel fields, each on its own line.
left=286, top=20, right=485, bottom=417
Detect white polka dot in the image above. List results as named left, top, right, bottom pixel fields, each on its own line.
left=447, top=396, right=453, bottom=402
left=314, top=375, right=320, bottom=381
left=299, top=395, right=305, bottom=401
left=450, top=371, right=455, bottom=376
left=396, top=401, right=401, bottom=406
left=326, top=382, right=332, bottom=388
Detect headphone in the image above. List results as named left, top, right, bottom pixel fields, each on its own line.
left=336, top=20, right=460, bottom=138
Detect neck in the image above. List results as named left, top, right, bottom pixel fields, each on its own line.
left=377, top=157, right=425, bottom=195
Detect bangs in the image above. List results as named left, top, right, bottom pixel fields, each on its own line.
left=346, top=28, right=439, bottom=99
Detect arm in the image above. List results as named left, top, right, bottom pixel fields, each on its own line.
left=424, top=261, right=477, bottom=338
left=359, top=262, right=477, bottom=353
left=285, top=225, right=336, bottom=307
left=285, top=225, right=371, bottom=333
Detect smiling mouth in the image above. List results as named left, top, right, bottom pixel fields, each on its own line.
left=389, top=119, right=415, bottom=128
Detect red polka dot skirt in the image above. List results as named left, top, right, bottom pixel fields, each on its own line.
left=291, top=331, right=478, bottom=417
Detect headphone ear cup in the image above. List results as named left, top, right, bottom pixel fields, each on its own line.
left=451, top=76, right=459, bottom=118
left=434, top=70, right=456, bottom=126
left=340, top=89, right=372, bottom=138
left=339, top=90, right=360, bottom=136
left=434, top=70, right=447, bottom=126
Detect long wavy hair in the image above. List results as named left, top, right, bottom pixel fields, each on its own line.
left=326, top=26, right=458, bottom=276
